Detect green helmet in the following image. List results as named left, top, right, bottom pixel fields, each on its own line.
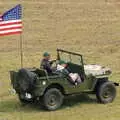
left=43, top=52, right=50, bottom=57
left=58, top=60, right=66, bottom=65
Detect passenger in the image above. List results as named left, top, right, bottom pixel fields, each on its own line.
left=40, top=52, right=55, bottom=74
left=57, top=60, right=82, bottom=85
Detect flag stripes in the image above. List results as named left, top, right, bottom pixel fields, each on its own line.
left=0, top=20, right=22, bottom=36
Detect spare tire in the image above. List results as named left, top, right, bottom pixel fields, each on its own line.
left=16, top=68, right=37, bottom=92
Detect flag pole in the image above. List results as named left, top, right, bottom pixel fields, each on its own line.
left=20, top=4, right=23, bottom=68
left=20, top=33, right=23, bottom=68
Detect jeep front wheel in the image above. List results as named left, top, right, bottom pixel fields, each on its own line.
left=96, top=82, right=116, bottom=104
left=43, top=88, right=64, bottom=111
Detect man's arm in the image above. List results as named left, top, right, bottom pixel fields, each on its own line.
left=49, top=60, right=56, bottom=65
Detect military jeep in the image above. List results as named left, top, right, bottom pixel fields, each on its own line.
left=10, top=49, right=119, bottom=111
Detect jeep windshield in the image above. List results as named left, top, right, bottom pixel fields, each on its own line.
left=57, top=49, right=84, bottom=66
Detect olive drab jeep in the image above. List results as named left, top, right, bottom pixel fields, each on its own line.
left=10, top=49, right=119, bottom=111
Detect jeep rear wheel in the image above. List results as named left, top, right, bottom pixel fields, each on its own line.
left=43, top=88, right=64, bottom=111
left=96, top=82, right=116, bottom=104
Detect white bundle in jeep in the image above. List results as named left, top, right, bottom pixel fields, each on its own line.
left=84, top=64, right=111, bottom=76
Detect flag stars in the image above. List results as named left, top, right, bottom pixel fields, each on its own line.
left=2, top=5, right=22, bottom=21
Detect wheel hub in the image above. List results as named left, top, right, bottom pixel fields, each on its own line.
left=48, top=95, right=58, bottom=106
left=103, top=87, right=113, bottom=99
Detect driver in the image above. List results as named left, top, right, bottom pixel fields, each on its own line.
left=40, top=52, right=55, bottom=73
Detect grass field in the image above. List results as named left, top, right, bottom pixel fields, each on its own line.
left=0, top=0, right=120, bottom=120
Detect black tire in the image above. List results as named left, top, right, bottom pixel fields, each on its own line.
left=43, top=88, right=64, bottom=111
left=96, top=82, right=116, bottom=104
left=18, top=93, right=34, bottom=104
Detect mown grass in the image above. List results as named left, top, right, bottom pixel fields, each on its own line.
left=0, top=0, right=120, bottom=120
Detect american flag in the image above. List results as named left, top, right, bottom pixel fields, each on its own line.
left=0, top=4, right=22, bottom=36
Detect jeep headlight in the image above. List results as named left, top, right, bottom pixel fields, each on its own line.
left=42, top=81, right=46, bottom=85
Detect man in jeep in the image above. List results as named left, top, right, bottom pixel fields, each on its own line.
left=40, top=52, right=55, bottom=73
left=57, top=60, right=82, bottom=85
